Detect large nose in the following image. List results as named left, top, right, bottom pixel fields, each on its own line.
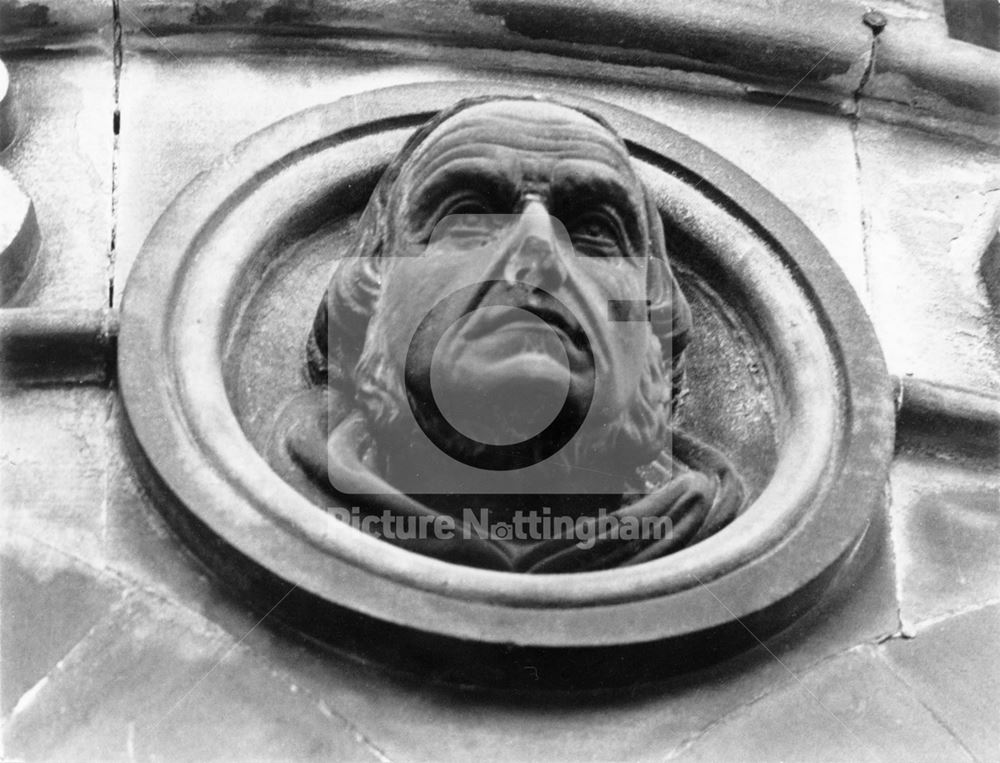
left=502, top=198, right=569, bottom=290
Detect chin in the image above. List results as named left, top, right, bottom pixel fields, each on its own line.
left=355, top=336, right=671, bottom=476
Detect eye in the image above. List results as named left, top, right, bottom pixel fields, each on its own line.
left=446, top=197, right=491, bottom=216
left=428, top=195, right=497, bottom=250
left=568, top=212, right=623, bottom=257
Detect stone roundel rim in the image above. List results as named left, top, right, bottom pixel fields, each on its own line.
left=119, top=81, right=894, bottom=649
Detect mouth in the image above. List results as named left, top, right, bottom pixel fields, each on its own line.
left=462, top=298, right=587, bottom=356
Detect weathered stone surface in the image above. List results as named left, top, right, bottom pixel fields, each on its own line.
left=865, top=14, right=1000, bottom=114
left=13, top=0, right=994, bottom=124
left=113, top=52, right=446, bottom=301
left=111, top=0, right=876, bottom=102
left=614, top=93, right=868, bottom=303
left=0, top=0, right=111, bottom=45
left=680, top=647, right=976, bottom=762
left=102, top=396, right=289, bottom=640
left=857, top=119, right=1000, bottom=394
left=184, top=505, right=895, bottom=762
left=4, top=23, right=998, bottom=760
left=2, top=56, right=113, bottom=309
left=114, top=54, right=867, bottom=312
left=890, top=453, right=1000, bottom=627
left=3, top=591, right=387, bottom=762
left=0, top=379, right=897, bottom=759
left=0, top=538, right=123, bottom=716
left=0, top=386, right=111, bottom=570
left=880, top=603, right=1000, bottom=762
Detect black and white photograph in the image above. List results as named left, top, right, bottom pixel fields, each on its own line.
left=1, top=0, right=998, bottom=760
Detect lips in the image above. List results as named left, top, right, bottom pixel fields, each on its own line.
left=462, top=293, right=586, bottom=355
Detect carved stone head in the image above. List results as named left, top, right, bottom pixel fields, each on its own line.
left=308, top=97, right=694, bottom=489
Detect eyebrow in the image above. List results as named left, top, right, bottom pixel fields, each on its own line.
left=552, top=167, right=637, bottom=212
left=551, top=165, right=646, bottom=250
left=409, top=159, right=517, bottom=217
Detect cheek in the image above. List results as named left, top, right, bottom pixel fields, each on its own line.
left=382, top=260, right=452, bottom=316
left=590, top=324, right=650, bottom=420
left=590, top=263, right=649, bottom=343
left=375, top=265, right=466, bottom=363
left=607, top=323, right=651, bottom=372
left=373, top=271, right=432, bottom=357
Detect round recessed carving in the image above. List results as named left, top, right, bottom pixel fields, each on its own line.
left=119, top=82, right=894, bottom=687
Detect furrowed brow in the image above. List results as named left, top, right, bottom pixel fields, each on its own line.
left=552, top=169, right=646, bottom=249
left=410, top=160, right=516, bottom=217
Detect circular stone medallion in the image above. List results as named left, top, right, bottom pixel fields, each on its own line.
left=119, top=82, right=894, bottom=688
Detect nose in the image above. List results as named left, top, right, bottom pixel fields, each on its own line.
left=502, top=198, right=569, bottom=290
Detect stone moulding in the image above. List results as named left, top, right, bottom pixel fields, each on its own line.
left=3, top=0, right=998, bottom=122
left=118, top=81, right=895, bottom=688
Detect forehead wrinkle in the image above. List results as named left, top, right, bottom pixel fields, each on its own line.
left=404, top=131, right=631, bottom=197
left=407, top=141, right=512, bottom=192
left=433, top=121, right=625, bottom=159
left=463, top=102, right=613, bottom=133
left=402, top=106, right=628, bottom=183
left=413, top=157, right=514, bottom=206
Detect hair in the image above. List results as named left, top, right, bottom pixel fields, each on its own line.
left=307, top=95, right=693, bottom=465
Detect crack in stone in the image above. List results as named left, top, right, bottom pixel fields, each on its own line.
left=872, top=647, right=980, bottom=762
left=909, top=597, right=1000, bottom=634
left=664, top=679, right=790, bottom=760
left=879, top=476, right=909, bottom=637
left=665, top=639, right=898, bottom=760
left=109, top=0, right=122, bottom=309
left=3, top=530, right=395, bottom=761
left=4, top=585, right=130, bottom=723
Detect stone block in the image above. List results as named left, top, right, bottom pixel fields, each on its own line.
left=680, top=646, right=976, bottom=761
left=1, top=538, right=122, bottom=716
left=857, top=119, right=1000, bottom=394
left=3, top=591, right=386, bottom=761
left=890, top=453, right=1000, bottom=627
left=0, top=386, right=111, bottom=570
left=2, top=56, right=113, bottom=308
left=880, top=603, right=1000, bottom=762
